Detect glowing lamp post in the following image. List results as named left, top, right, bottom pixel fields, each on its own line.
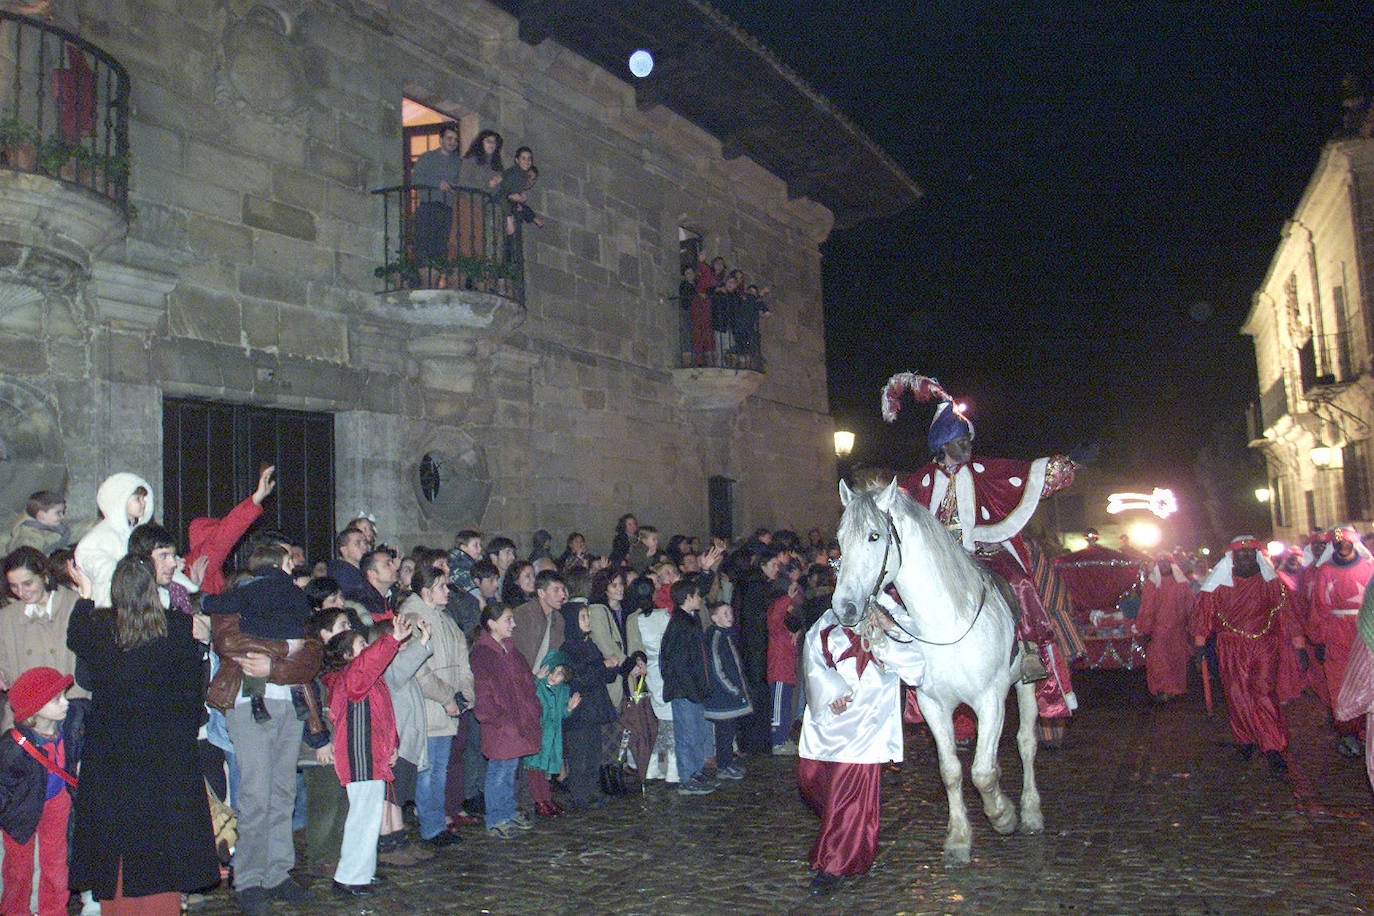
left=834, top=430, right=855, bottom=458
left=1254, top=487, right=1271, bottom=503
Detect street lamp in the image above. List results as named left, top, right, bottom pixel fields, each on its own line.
left=1254, top=487, right=1271, bottom=503
left=834, top=430, right=855, bottom=458
left=1311, top=446, right=1334, bottom=468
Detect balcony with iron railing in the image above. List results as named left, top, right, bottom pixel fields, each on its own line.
left=670, top=288, right=767, bottom=410
left=0, top=13, right=130, bottom=305
left=367, top=183, right=525, bottom=340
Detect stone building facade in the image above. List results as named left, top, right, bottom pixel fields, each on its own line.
left=0, top=0, right=919, bottom=558
left=1244, top=122, right=1374, bottom=540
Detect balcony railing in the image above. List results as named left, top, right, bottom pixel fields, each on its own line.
left=0, top=12, right=130, bottom=208
left=372, top=184, right=523, bottom=302
left=676, top=294, right=767, bottom=372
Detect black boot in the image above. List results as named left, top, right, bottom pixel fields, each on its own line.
left=598, top=765, right=615, bottom=797
left=251, top=695, right=272, bottom=724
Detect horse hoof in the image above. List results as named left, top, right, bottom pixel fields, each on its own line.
left=990, top=811, right=1018, bottom=835
left=1019, top=814, right=1044, bottom=835
left=943, top=846, right=972, bottom=867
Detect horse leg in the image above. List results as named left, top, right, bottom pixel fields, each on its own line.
left=1015, top=680, right=1043, bottom=834
left=924, top=701, right=973, bottom=866
left=970, top=689, right=1017, bottom=836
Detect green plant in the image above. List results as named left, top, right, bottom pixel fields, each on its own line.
left=36, top=135, right=78, bottom=176
left=0, top=115, right=34, bottom=148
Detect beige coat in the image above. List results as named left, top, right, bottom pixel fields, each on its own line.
left=0, top=587, right=90, bottom=727
left=586, top=601, right=627, bottom=707
left=399, top=593, right=474, bottom=738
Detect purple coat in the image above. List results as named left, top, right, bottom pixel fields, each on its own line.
left=470, top=628, right=541, bottom=760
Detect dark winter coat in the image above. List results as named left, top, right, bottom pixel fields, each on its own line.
left=704, top=625, right=753, bottom=720
left=660, top=608, right=710, bottom=703
left=0, top=714, right=83, bottom=843
left=66, top=599, right=219, bottom=899
left=734, top=567, right=782, bottom=686
left=559, top=606, right=626, bottom=731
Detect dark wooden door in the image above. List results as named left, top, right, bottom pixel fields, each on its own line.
left=163, top=397, right=335, bottom=569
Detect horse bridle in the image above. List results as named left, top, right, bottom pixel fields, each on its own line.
left=861, top=508, right=988, bottom=648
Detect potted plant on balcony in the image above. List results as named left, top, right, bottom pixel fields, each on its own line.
left=0, top=116, right=37, bottom=171
left=37, top=135, right=80, bottom=181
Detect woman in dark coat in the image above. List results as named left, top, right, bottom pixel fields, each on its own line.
left=67, top=555, right=219, bottom=912
left=559, top=602, right=642, bottom=807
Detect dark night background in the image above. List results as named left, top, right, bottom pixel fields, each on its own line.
left=710, top=1, right=1374, bottom=536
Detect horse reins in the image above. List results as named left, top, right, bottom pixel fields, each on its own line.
left=862, top=508, right=993, bottom=649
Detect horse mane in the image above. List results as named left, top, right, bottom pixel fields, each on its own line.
left=842, top=484, right=988, bottom=620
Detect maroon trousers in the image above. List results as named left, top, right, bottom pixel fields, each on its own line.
left=1, top=789, right=70, bottom=916
left=797, top=758, right=881, bottom=876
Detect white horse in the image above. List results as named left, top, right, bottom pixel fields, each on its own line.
left=834, top=479, right=1041, bottom=865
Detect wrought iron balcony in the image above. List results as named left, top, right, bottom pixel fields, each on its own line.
left=0, top=12, right=130, bottom=208
left=372, top=183, right=524, bottom=305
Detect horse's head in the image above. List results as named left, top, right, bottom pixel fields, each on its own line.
left=833, top=478, right=904, bottom=628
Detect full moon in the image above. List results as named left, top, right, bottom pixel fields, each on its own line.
left=629, top=49, right=654, bottom=78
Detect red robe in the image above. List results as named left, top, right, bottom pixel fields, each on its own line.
left=1309, top=554, right=1374, bottom=736
left=1192, top=572, right=1300, bottom=752
left=902, top=455, right=1076, bottom=720
left=1136, top=575, right=1193, bottom=697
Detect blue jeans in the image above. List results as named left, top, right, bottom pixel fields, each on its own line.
left=483, top=757, right=519, bottom=828
left=416, top=736, right=452, bottom=839
left=771, top=682, right=796, bottom=747
left=670, top=699, right=709, bottom=782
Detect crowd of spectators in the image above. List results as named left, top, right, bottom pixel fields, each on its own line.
left=0, top=474, right=839, bottom=913
left=678, top=253, right=772, bottom=370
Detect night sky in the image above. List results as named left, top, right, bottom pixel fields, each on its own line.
left=711, top=1, right=1374, bottom=490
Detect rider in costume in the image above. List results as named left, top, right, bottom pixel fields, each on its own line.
left=798, top=603, right=925, bottom=895
left=881, top=373, right=1078, bottom=722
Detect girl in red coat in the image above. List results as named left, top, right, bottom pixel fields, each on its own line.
left=320, top=615, right=413, bottom=896
left=767, top=565, right=804, bottom=754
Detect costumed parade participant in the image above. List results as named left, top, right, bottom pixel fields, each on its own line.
left=1307, top=525, right=1374, bottom=757
left=1191, top=536, right=1302, bottom=774
left=881, top=372, right=1078, bottom=733
left=1135, top=553, right=1195, bottom=702
left=798, top=600, right=925, bottom=895
left=1335, top=582, right=1374, bottom=792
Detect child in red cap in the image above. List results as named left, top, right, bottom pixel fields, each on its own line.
left=0, top=665, right=80, bottom=915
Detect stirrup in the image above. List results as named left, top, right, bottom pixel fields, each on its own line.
left=1019, top=641, right=1049, bottom=683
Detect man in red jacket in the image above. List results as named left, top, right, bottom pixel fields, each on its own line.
left=184, top=465, right=276, bottom=595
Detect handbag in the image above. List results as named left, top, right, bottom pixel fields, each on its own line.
left=206, top=779, right=237, bottom=864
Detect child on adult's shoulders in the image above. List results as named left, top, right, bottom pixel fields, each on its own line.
left=6, top=490, right=70, bottom=555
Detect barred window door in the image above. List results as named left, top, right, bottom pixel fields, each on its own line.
left=163, top=397, right=335, bottom=571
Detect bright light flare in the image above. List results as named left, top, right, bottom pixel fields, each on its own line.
left=1128, top=521, right=1163, bottom=549
left=1266, top=540, right=1286, bottom=557
left=1107, top=488, right=1178, bottom=519
left=628, top=49, right=654, bottom=78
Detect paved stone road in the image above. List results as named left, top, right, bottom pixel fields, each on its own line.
left=181, top=668, right=1373, bottom=915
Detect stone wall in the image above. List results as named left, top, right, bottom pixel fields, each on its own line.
left=0, top=0, right=840, bottom=556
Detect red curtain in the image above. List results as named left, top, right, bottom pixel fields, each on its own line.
left=53, top=42, right=96, bottom=142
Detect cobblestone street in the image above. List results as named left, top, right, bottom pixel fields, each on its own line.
left=185, top=667, right=1374, bottom=915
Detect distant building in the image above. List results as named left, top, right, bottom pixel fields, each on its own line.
left=0, top=1, right=919, bottom=558
left=1243, top=92, right=1374, bottom=539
